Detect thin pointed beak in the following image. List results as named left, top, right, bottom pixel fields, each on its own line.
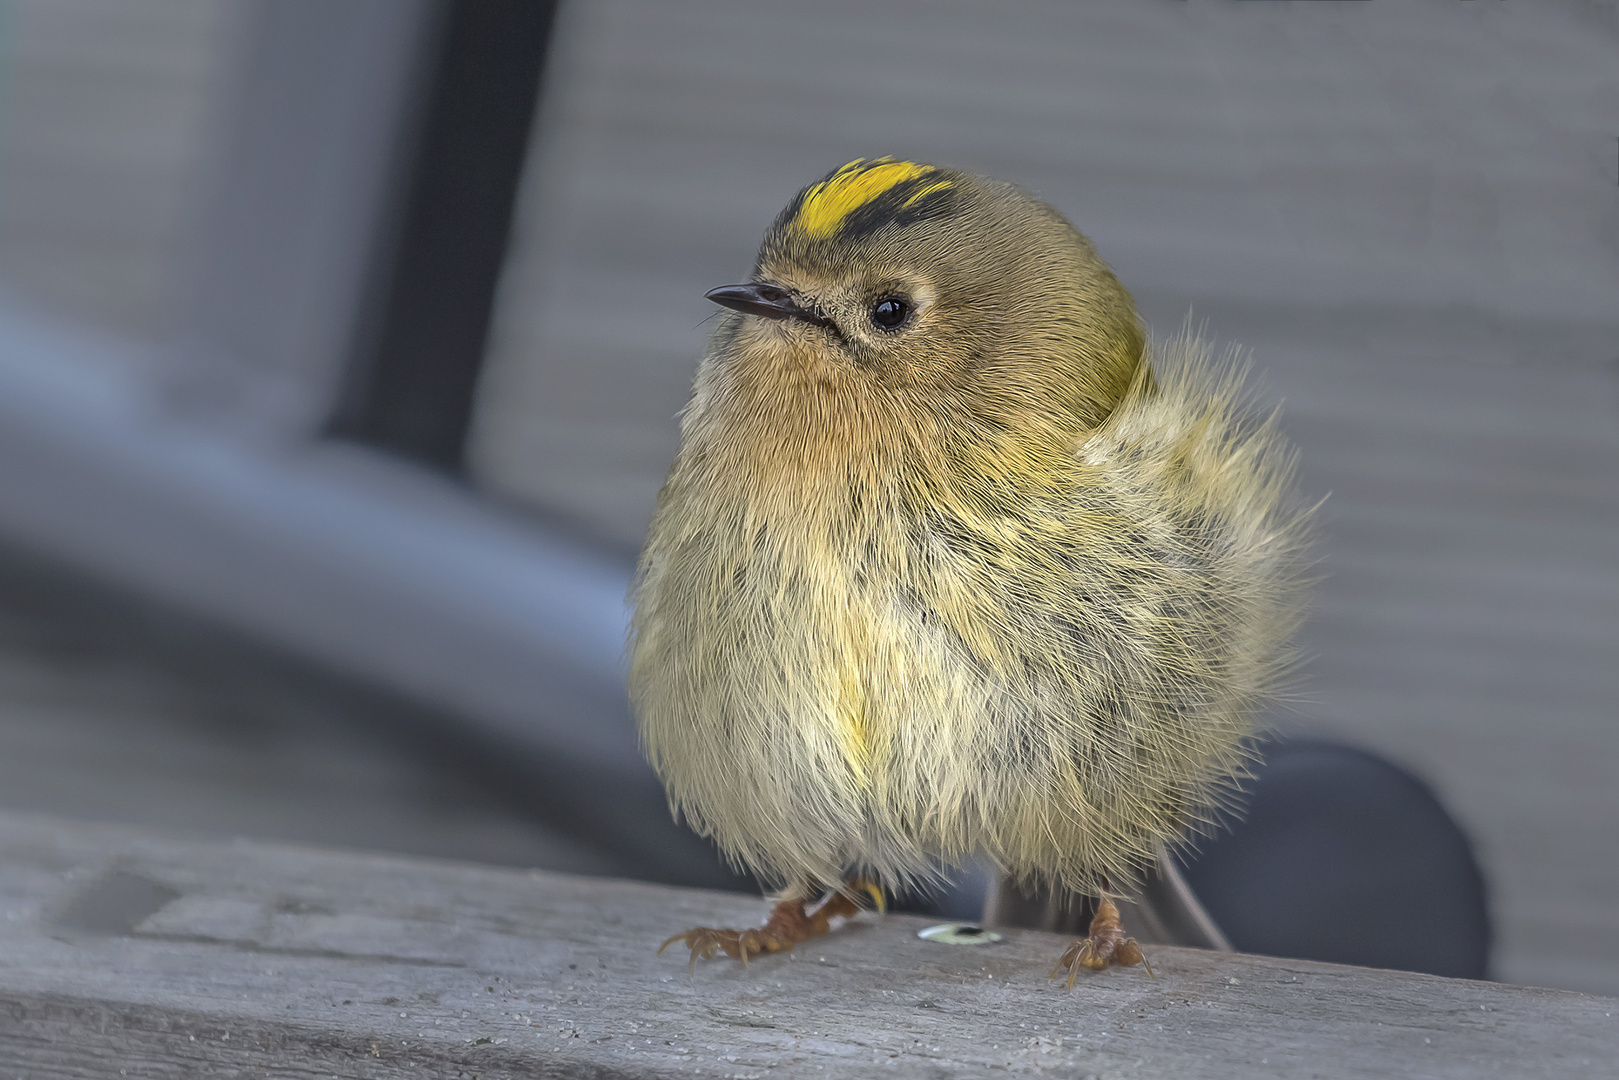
left=705, top=282, right=829, bottom=326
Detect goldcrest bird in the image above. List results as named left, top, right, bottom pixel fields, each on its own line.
left=631, top=158, right=1306, bottom=979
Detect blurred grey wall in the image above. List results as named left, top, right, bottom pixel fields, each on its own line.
left=0, top=0, right=438, bottom=433
left=0, top=0, right=235, bottom=346
left=469, top=0, right=1619, bottom=994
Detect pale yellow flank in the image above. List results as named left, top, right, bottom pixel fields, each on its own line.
left=794, top=158, right=947, bottom=238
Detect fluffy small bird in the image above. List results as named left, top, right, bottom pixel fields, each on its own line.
left=631, top=158, right=1306, bottom=978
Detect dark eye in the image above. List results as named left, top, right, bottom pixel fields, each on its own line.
left=870, top=297, right=910, bottom=331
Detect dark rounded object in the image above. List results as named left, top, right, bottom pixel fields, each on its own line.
left=870, top=297, right=910, bottom=330
left=1179, top=737, right=1491, bottom=979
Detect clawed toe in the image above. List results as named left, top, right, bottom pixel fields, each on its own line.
left=658, top=928, right=762, bottom=970
left=1049, top=938, right=1087, bottom=986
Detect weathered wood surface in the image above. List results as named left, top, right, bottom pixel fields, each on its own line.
left=0, top=813, right=1613, bottom=1079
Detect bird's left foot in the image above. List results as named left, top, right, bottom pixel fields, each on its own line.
left=1050, top=896, right=1154, bottom=986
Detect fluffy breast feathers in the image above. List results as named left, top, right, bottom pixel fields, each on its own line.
left=629, top=329, right=1308, bottom=895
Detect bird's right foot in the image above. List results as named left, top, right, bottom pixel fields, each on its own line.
left=659, top=880, right=881, bottom=970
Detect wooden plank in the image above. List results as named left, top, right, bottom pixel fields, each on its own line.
left=0, top=813, right=1613, bottom=1078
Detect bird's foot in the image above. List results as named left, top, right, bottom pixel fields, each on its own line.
left=659, top=879, right=883, bottom=970
left=1049, top=896, right=1154, bottom=987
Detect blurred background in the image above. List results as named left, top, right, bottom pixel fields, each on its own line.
left=0, top=0, right=1613, bottom=994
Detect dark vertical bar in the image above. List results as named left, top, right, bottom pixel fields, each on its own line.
left=331, top=0, right=559, bottom=470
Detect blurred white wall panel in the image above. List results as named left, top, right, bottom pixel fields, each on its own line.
left=0, top=0, right=236, bottom=347
left=0, top=0, right=442, bottom=437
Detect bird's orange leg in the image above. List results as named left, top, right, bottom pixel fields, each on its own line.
left=659, top=879, right=883, bottom=970
left=1049, top=896, right=1154, bottom=987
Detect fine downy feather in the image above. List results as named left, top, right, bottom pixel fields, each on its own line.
left=630, top=324, right=1308, bottom=897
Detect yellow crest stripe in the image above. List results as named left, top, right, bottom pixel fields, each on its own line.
left=902, top=177, right=955, bottom=208
left=794, top=158, right=942, bottom=238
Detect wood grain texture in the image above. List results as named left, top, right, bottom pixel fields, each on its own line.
left=0, top=813, right=1614, bottom=1079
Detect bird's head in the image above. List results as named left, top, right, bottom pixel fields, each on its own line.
left=704, top=159, right=1146, bottom=432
